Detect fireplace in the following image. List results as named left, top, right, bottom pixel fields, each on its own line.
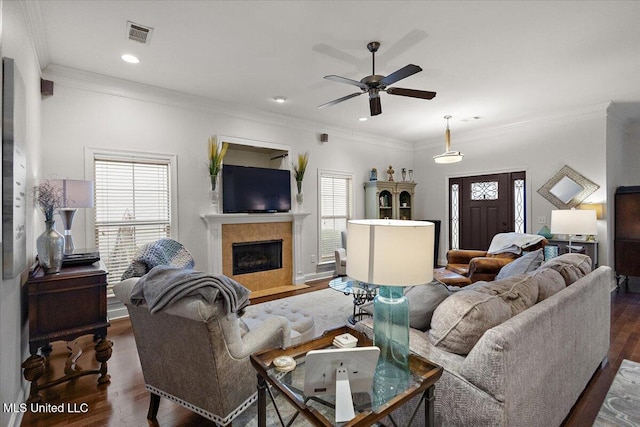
left=232, top=239, right=283, bottom=275
left=201, top=212, right=310, bottom=291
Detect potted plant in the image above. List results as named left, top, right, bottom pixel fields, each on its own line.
left=208, top=136, right=229, bottom=192
left=34, top=180, right=65, bottom=273
left=293, top=152, right=309, bottom=196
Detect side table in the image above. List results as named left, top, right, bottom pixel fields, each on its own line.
left=328, top=277, right=378, bottom=324
left=251, top=326, right=442, bottom=426
left=22, top=261, right=112, bottom=403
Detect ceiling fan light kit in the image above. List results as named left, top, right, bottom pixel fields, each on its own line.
left=434, top=115, right=464, bottom=164
left=319, top=41, right=436, bottom=116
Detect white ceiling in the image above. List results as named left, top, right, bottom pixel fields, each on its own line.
left=35, top=0, right=640, bottom=144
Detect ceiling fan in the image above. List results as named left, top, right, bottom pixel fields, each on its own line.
left=318, top=41, right=436, bottom=116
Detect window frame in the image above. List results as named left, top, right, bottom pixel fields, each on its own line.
left=84, top=147, right=178, bottom=289
left=316, top=169, right=355, bottom=266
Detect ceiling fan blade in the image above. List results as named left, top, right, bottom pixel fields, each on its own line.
left=318, top=92, right=363, bottom=109
left=324, top=75, right=369, bottom=90
left=386, top=87, right=437, bottom=100
left=380, top=64, right=422, bottom=87
left=369, top=96, right=382, bottom=116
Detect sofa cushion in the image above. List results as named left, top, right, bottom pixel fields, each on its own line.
left=531, top=267, right=566, bottom=302
left=495, top=249, right=544, bottom=280
left=540, top=253, right=592, bottom=285
left=471, top=274, right=539, bottom=316
left=429, top=290, right=512, bottom=355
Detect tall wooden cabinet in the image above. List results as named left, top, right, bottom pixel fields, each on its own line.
left=615, top=186, right=640, bottom=283
left=364, top=181, right=417, bottom=220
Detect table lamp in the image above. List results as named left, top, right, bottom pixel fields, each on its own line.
left=550, top=208, right=597, bottom=252
left=52, top=179, right=95, bottom=255
left=347, top=219, right=434, bottom=373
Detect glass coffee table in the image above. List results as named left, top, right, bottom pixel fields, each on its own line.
left=250, top=326, right=442, bottom=427
left=329, top=277, right=378, bottom=325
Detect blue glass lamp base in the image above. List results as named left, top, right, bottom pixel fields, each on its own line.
left=373, top=285, right=411, bottom=406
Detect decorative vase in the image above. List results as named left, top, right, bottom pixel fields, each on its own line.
left=296, top=180, right=303, bottom=194
left=408, top=170, right=413, bottom=182
left=401, top=168, right=407, bottom=182
left=210, top=174, right=220, bottom=212
left=296, top=192, right=304, bottom=211
left=36, top=220, right=64, bottom=274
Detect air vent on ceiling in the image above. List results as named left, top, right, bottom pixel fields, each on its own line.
left=126, top=21, right=153, bottom=44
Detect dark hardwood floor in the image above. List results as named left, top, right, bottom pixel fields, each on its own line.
left=20, top=277, right=640, bottom=427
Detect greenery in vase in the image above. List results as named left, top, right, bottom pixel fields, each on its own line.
left=292, top=152, right=309, bottom=186
left=34, top=180, right=63, bottom=222
left=208, top=136, right=229, bottom=177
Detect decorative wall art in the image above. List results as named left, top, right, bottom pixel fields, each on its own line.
left=537, top=165, right=599, bottom=209
left=2, top=58, right=27, bottom=279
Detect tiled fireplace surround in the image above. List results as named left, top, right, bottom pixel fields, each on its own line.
left=200, top=213, right=309, bottom=292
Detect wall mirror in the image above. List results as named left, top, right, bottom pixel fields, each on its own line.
left=537, top=165, right=599, bottom=209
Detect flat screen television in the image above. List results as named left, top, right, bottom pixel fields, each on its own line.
left=222, top=164, right=291, bottom=213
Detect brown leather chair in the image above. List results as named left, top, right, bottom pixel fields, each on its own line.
left=441, top=237, right=547, bottom=285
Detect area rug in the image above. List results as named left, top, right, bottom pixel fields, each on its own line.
left=594, top=359, right=640, bottom=427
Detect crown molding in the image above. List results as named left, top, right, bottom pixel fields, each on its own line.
left=43, top=64, right=414, bottom=152
left=21, top=0, right=50, bottom=70
left=414, top=102, right=612, bottom=152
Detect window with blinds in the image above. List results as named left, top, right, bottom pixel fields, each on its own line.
left=318, top=171, right=354, bottom=263
left=94, top=157, right=172, bottom=286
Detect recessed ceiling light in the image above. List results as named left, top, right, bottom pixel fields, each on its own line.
left=358, top=117, right=368, bottom=122
left=273, top=96, right=287, bottom=103
left=121, top=54, right=140, bottom=64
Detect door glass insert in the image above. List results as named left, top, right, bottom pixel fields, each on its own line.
left=451, top=184, right=460, bottom=250
left=514, top=179, right=525, bottom=233
left=471, top=181, right=499, bottom=200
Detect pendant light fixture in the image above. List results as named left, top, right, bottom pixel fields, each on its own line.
left=433, top=115, right=464, bottom=164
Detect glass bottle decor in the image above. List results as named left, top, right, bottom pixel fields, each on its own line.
left=210, top=174, right=220, bottom=213
left=296, top=180, right=304, bottom=211
left=36, top=220, right=64, bottom=274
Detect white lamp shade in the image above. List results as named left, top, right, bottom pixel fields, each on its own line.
left=51, top=179, right=95, bottom=208
left=550, top=209, right=597, bottom=235
left=346, top=219, right=434, bottom=286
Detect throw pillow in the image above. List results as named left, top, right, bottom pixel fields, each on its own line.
left=471, top=274, right=539, bottom=316
left=359, top=281, right=452, bottom=332
left=405, top=281, right=452, bottom=331
left=531, top=268, right=566, bottom=302
left=429, top=290, right=512, bottom=355
left=540, top=253, right=592, bottom=285
left=495, top=249, right=544, bottom=280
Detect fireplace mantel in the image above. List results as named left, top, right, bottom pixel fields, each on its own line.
left=200, top=212, right=310, bottom=285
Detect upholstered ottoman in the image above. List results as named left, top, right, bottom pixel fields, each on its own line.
left=243, top=303, right=315, bottom=345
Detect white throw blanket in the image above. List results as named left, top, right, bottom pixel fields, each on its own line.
left=487, top=232, right=545, bottom=255
left=130, top=265, right=251, bottom=314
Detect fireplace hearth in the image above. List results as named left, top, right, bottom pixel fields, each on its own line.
left=232, top=239, right=283, bottom=275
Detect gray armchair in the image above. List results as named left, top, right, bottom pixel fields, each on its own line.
left=335, top=230, right=348, bottom=276
left=113, top=278, right=291, bottom=426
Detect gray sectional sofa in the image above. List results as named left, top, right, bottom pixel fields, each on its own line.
left=358, top=253, right=615, bottom=427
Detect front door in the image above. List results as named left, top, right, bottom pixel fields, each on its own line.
left=449, top=172, right=526, bottom=250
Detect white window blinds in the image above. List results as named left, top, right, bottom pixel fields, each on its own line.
left=94, top=158, right=171, bottom=285
left=319, top=171, right=353, bottom=263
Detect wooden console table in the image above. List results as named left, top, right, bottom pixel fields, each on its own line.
left=22, top=261, right=112, bottom=403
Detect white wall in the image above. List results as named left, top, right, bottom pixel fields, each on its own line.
left=627, top=122, right=640, bottom=185
left=39, top=69, right=416, bottom=281
left=0, top=2, right=44, bottom=425
left=413, top=106, right=609, bottom=266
